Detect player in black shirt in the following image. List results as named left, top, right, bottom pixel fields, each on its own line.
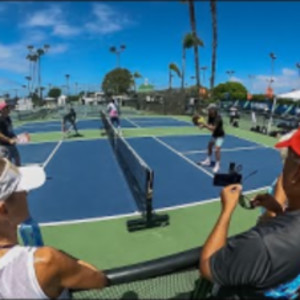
left=62, top=108, right=79, bottom=136
left=0, top=102, right=20, bottom=166
left=197, top=103, right=225, bottom=173
left=200, top=129, right=300, bottom=299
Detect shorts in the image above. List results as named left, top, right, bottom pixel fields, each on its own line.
left=210, top=137, right=224, bottom=148
left=110, top=116, right=120, bottom=127
left=0, top=145, right=20, bottom=164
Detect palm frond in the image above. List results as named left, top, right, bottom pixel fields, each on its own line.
left=169, top=63, right=181, bottom=78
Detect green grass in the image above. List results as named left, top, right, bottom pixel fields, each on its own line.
left=21, top=112, right=278, bottom=271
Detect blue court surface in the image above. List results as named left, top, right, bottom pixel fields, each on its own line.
left=15, top=117, right=192, bottom=134
left=20, top=134, right=282, bottom=225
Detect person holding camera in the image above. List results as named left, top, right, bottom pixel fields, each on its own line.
left=197, top=104, right=225, bottom=173
left=200, top=128, right=300, bottom=299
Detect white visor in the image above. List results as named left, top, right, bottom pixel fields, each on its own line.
left=16, top=165, right=46, bottom=192
left=0, top=159, right=46, bottom=200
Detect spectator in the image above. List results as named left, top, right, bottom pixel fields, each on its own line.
left=0, top=158, right=107, bottom=299
left=0, top=102, right=21, bottom=166
left=229, top=106, right=239, bottom=127
left=200, top=128, right=300, bottom=299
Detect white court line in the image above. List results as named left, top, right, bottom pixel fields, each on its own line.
left=156, top=186, right=269, bottom=213
left=42, top=139, right=63, bottom=168
left=39, top=211, right=140, bottom=227
left=39, top=186, right=269, bottom=227
left=125, top=117, right=140, bottom=128
left=182, top=145, right=266, bottom=155
left=230, top=132, right=272, bottom=149
left=152, top=136, right=214, bottom=178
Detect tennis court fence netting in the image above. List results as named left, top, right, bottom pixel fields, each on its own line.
left=71, top=247, right=212, bottom=300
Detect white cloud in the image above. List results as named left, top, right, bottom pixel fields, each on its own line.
left=85, top=3, right=133, bottom=34
left=282, top=68, right=297, bottom=76
left=230, top=76, right=243, bottom=83
left=52, top=24, right=82, bottom=37
left=23, top=30, right=48, bottom=44
left=24, top=6, right=62, bottom=27
left=249, top=68, right=300, bottom=94
left=0, top=43, right=28, bottom=73
left=49, top=44, right=68, bottom=54
left=0, top=41, right=68, bottom=74
left=23, top=5, right=81, bottom=37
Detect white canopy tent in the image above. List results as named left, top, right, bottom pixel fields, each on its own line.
left=277, top=90, right=300, bottom=102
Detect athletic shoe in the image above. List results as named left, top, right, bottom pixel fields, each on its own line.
left=198, top=158, right=211, bottom=166
left=213, top=164, right=220, bottom=173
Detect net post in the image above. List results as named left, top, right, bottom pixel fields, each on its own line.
left=127, top=171, right=169, bottom=232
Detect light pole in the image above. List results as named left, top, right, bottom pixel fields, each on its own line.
left=200, top=66, right=208, bottom=87
left=296, top=63, right=300, bottom=89
left=226, top=70, right=235, bottom=81
left=109, top=44, right=126, bottom=68
left=75, top=82, right=78, bottom=95
left=21, top=85, right=27, bottom=98
left=65, top=74, right=70, bottom=96
left=248, top=75, right=255, bottom=94
left=269, top=52, right=276, bottom=88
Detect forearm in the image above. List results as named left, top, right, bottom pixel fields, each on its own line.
left=0, top=133, right=12, bottom=144
left=65, top=261, right=108, bottom=290
left=200, top=210, right=232, bottom=280
left=203, top=124, right=215, bottom=132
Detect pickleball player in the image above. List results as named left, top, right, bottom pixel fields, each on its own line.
left=194, top=104, right=225, bottom=173
left=62, top=108, right=79, bottom=135
left=0, top=102, right=20, bottom=166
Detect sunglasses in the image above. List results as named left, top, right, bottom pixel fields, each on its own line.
left=238, top=170, right=258, bottom=210
left=239, top=194, right=255, bottom=210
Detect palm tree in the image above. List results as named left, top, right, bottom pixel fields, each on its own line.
left=169, top=63, right=181, bottom=90
left=25, top=76, right=31, bottom=96
left=182, top=0, right=201, bottom=88
left=132, top=72, right=142, bottom=92
left=182, top=33, right=204, bottom=90
left=210, top=0, right=218, bottom=92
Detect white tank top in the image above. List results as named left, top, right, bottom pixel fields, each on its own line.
left=0, top=245, right=69, bottom=299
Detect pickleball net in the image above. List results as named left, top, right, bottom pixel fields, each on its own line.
left=100, top=111, right=169, bottom=231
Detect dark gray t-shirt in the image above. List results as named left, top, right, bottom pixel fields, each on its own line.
left=208, top=115, right=225, bottom=138
left=210, top=210, right=300, bottom=298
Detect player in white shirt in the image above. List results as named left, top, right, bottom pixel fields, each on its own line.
left=107, top=99, right=121, bottom=134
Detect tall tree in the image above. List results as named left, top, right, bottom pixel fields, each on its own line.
left=169, top=63, right=181, bottom=90
left=182, top=0, right=201, bottom=88
left=102, top=68, right=132, bottom=94
left=132, top=71, right=142, bottom=92
left=182, top=33, right=204, bottom=90
left=210, top=0, right=218, bottom=92
left=48, top=87, right=62, bottom=99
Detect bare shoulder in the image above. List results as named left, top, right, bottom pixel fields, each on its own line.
left=33, top=247, right=64, bottom=298
left=34, top=246, right=60, bottom=262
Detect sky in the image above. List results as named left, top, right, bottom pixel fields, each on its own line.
left=0, top=1, right=299, bottom=97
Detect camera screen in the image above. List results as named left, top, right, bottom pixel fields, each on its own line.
left=213, top=173, right=242, bottom=187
